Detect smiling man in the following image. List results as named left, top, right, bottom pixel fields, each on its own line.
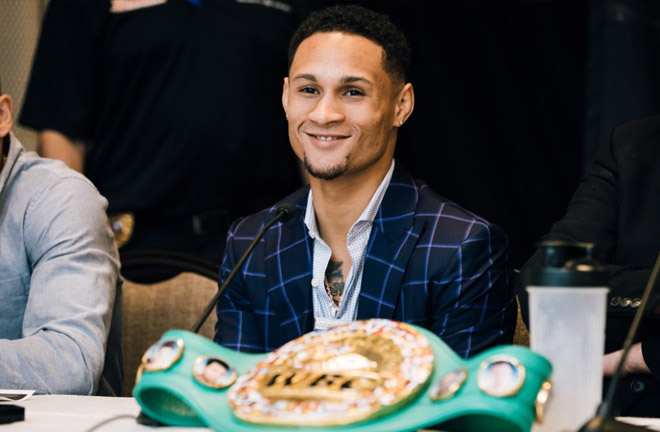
left=214, top=5, right=516, bottom=357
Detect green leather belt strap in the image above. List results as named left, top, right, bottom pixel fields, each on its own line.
left=133, top=321, right=551, bottom=432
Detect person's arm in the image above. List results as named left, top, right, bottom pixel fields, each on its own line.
left=0, top=176, right=119, bottom=394
left=38, top=130, right=86, bottom=172
left=641, top=339, right=660, bottom=382
left=603, top=342, right=651, bottom=377
left=430, top=222, right=516, bottom=358
left=214, top=219, right=266, bottom=353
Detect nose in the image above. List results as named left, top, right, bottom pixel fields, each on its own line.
left=307, top=94, right=344, bottom=125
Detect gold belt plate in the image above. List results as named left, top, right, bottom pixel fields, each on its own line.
left=227, top=319, right=434, bottom=426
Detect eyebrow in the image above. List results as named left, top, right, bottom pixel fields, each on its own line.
left=291, top=74, right=373, bottom=86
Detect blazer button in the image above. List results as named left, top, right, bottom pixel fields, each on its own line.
left=630, top=380, right=645, bottom=393
left=620, top=298, right=632, bottom=308
left=609, top=296, right=621, bottom=307
left=631, top=298, right=642, bottom=308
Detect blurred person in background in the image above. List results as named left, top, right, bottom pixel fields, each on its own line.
left=519, top=115, right=660, bottom=416
left=20, top=0, right=303, bottom=281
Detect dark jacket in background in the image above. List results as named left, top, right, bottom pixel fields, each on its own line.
left=519, top=114, right=660, bottom=416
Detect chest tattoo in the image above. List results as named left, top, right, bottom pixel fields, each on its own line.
left=324, top=260, right=345, bottom=308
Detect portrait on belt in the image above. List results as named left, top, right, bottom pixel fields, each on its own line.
left=193, top=356, right=236, bottom=389
left=478, top=357, right=525, bottom=397
left=142, top=339, right=183, bottom=372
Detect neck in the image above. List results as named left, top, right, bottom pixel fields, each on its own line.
left=310, top=160, right=391, bottom=247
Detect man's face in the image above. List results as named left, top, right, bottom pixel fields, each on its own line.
left=203, top=361, right=227, bottom=382
left=282, top=32, right=408, bottom=181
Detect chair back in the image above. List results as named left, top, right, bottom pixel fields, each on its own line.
left=512, top=269, right=530, bottom=346
left=120, top=250, right=220, bottom=396
left=513, top=296, right=530, bottom=346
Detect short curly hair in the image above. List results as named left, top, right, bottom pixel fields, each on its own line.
left=288, top=4, right=411, bottom=84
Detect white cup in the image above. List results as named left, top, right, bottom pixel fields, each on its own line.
left=528, top=286, right=609, bottom=432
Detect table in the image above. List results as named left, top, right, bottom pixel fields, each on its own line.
left=2, top=396, right=660, bottom=432
left=2, top=396, right=203, bottom=432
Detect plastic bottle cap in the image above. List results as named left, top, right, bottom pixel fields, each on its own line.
left=525, top=240, right=609, bottom=287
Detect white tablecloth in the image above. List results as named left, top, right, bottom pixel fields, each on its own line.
left=3, top=395, right=203, bottom=431
left=2, top=395, right=659, bottom=432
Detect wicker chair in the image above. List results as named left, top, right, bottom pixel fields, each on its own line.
left=119, top=250, right=220, bottom=396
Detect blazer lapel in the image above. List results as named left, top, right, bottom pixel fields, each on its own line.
left=264, top=189, right=314, bottom=342
left=357, top=164, right=425, bottom=320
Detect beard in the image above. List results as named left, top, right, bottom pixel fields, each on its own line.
left=303, top=154, right=349, bottom=181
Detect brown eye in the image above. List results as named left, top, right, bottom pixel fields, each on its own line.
left=345, top=89, right=364, bottom=96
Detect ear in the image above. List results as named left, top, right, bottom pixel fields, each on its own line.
left=0, top=94, right=13, bottom=138
left=282, top=77, right=290, bottom=119
left=393, top=83, right=414, bottom=127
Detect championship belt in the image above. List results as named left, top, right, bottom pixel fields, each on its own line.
left=133, top=319, right=552, bottom=432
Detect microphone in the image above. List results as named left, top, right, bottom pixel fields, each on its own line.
left=577, top=250, right=660, bottom=432
left=190, top=204, right=296, bottom=333
left=273, top=203, right=296, bottom=223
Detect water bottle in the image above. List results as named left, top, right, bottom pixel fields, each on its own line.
left=526, top=240, right=609, bottom=432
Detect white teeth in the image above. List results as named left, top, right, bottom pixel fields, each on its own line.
left=316, top=136, right=334, bottom=141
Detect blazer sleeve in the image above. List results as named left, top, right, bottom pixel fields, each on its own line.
left=214, top=219, right=267, bottom=353
left=430, top=222, right=516, bottom=358
left=0, top=177, right=119, bottom=395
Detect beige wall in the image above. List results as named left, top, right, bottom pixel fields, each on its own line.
left=0, top=0, right=48, bottom=152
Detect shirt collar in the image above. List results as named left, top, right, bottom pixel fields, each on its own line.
left=0, top=133, right=21, bottom=196
left=0, top=134, right=8, bottom=173
left=304, top=160, right=395, bottom=239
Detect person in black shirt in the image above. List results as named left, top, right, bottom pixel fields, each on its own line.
left=21, top=0, right=303, bottom=281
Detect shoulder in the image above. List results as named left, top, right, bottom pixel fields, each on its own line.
left=14, top=152, right=105, bottom=209
left=613, top=114, right=660, bottom=141
left=589, top=114, right=660, bottom=181
left=4, top=151, right=109, bottom=245
left=415, top=180, right=501, bottom=239
left=384, top=164, right=504, bottom=242
left=3, top=147, right=118, bottom=272
left=610, top=114, right=660, bottom=157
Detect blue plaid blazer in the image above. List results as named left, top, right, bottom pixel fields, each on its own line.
left=214, top=163, right=516, bottom=358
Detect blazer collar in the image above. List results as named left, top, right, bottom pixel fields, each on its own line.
left=357, top=163, right=425, bottom=320
left=371, top=162, right=419, bottom=241
left=263, top=186, right=315, bottom=342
